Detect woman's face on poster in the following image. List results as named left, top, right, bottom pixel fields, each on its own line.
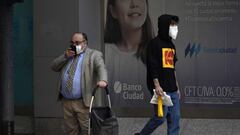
left=110, top=0, right=147, bottom=30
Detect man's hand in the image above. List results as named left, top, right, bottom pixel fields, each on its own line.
left=65, top=48, right=75, bottom=58
left=97, top=81, right=107, bottom=88
left=153, top=78, right=164, bottom=96
left=155, top=86, right=164, bottom=96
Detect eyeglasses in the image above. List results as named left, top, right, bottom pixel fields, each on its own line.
left=70, top=40, right=86, bottom=45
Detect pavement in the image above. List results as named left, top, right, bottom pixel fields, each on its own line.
left=14, top=115, right=240, bottom=135
left=15, top=116, right=240, bottom=135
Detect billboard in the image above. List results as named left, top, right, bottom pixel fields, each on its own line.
left=103, top=0, right=240, bottom=118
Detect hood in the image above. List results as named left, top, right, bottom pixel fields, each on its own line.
left=157, top=14, right=179, bottom=41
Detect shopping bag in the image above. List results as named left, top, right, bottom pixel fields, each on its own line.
left=88, top=87, right=119, bottom=135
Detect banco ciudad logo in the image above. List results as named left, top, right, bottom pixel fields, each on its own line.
left=185, top=42, right=201, bottom=58
left=185, top=42, right=238, bottom=57
left=114, top=81, right=122, bottom=94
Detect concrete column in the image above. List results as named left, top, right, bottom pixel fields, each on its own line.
left=0, top=4, right=15, bottom=135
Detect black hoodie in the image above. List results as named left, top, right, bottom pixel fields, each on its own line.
left=146, top=14, right=179, bottom=94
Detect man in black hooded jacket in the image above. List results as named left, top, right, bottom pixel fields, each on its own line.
left=136, top=14, right=180, bottom=135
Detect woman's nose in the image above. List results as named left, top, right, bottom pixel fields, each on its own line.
left=130, top=0, right=139, bottom=9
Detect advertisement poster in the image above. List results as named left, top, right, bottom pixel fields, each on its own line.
left=103, top=0, right=240, bottom=118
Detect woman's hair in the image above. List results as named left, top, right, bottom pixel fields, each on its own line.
left=104, top=0, right=154, bottom=64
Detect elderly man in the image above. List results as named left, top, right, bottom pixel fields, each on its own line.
left=51, top=32, right=108, bottom=135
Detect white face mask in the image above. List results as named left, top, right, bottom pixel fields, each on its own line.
left=76, top=45, right=84, bottom=54
left=169, top=25, right=178, bottom=40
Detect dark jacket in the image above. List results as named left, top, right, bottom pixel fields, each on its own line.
left=147, top=14, right=179, bottom=95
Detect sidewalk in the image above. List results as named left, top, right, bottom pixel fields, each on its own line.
left=15, top=116, right=240, bottom=135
